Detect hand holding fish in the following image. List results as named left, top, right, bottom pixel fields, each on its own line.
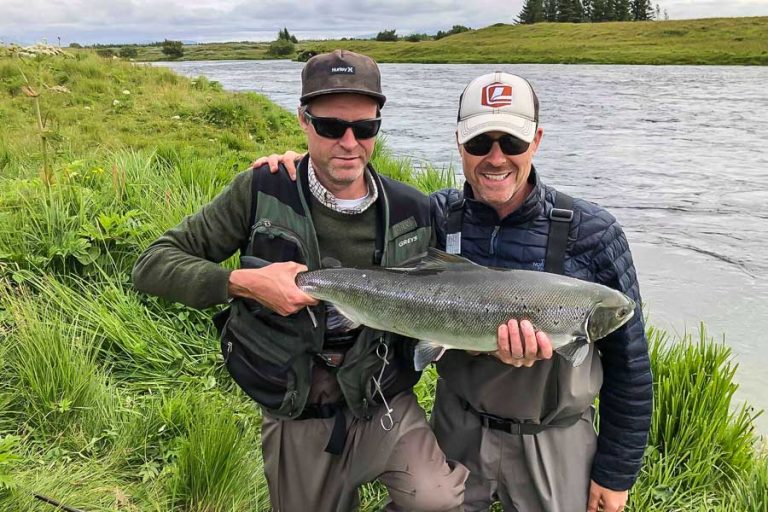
left=250, top=151, right=304, bottom=181
left=229, top=262, right=318, bottom=316
left=495, top=319, right=553, bottom=367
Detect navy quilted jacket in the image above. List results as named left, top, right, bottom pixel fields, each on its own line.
left=430, top=168, right=653, bottom=491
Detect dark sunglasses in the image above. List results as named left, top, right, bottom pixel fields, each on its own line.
left=303, top=110, right=381, bottom=140
left=463, top=133, right=530, bottom=156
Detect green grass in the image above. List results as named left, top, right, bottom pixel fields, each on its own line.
left=84, top=17, right=768, bottom=65
left=0, top=49, right=766, bottom=511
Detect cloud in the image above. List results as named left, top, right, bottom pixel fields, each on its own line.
left=2, top=0, right=767, bottom=45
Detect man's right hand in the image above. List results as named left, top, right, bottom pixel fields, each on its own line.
left=250, top=151, right=304, bottom=181
left=228, top=262, right=318, bottom=316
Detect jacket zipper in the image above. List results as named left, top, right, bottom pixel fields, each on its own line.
left=490, top=225, right=501, bottom=255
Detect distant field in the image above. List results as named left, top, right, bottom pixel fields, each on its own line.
left=105, top=17, right=768, bottom=65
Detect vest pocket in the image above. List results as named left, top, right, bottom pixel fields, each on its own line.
left=219, top=301, right=305, bottom=413
left=221, top=334, right=295, bottom=411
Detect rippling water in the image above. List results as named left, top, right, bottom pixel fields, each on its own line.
left=159, top=60, right=768, bottom=433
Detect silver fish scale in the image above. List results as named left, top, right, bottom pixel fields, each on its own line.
left=297, top=267, right=607, bottom=351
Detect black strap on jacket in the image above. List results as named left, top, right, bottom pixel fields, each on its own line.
left=445, top=191, right=465, bottom=254
left=544, top=192, right=574, bottom=275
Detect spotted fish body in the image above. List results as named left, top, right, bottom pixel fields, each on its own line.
left=296, top=249, right=635, bottom=370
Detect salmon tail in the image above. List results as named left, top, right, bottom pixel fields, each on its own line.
left=414, top=341, right=447, bottom=371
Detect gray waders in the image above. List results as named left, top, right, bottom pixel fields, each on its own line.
left=435, top=191, right=600, bottom=511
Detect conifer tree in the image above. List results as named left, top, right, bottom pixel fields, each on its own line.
left=544, top=0, right=558, bottom=21
left=559, top=0, right=585, bottom=22
left=631, top=0, right=654, bottom=20
left=590, top=0, right=610, bottom=20
left=611, top=0, right=632, bottom=20
left=517, top=0, right=545, bottom=24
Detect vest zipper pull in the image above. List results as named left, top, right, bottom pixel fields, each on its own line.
left=306, top=306, right=318, bottom=328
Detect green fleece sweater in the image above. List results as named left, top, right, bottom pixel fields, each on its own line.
left=132, top=171, right=379, bottom=309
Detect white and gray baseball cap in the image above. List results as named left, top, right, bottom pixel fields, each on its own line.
left=456, top=72, right=539, bottom=144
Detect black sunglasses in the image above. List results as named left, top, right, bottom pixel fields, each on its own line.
left=303, top=110, right=381, bottom=140
left=463, top=133, right=530, bottom=156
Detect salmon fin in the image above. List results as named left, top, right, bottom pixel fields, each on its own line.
left=384, top=249, right=480, bottom=275
left=555, top=339, right=590, bottom=367
left=414, top=341, right=447, bottom=371
left=320, top=256, right=342, bottom=268
left=424, top=248, right=481, bottom=267
left=329, top=305, right=361, bottom=330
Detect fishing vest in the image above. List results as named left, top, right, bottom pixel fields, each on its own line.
left=214, top=156, right=433, bottom=421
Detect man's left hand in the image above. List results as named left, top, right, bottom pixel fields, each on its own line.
left=587, top=480, right=628, bottom=512
left=494, top=319, right=553, bottom=367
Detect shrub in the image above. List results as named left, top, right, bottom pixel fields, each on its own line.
left=268, top=38, right=295, bottom=57
left=118, top=47, right=138, bottom=59
left=376, top=29, right=398, bottom=41
left=161, top=39, right=184, bottom=59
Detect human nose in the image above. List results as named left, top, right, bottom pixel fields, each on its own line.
left=485, top=141, right=507, bottom=166
left=338, top=127, right=358, bottom=150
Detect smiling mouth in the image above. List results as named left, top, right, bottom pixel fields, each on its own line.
left=481, top=172, right=512, bottom=182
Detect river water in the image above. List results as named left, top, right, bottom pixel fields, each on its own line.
left=158, top=60, right=768, bottom=434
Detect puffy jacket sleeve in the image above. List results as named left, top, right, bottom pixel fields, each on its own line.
left=590, top=220, right=653, bottom=490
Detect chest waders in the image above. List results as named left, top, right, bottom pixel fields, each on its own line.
left=444, top=190, right=583, bottom=434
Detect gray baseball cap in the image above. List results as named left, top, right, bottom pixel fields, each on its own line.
left=300, top=50, right=386, bottom=107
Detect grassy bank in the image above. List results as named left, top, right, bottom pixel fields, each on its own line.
left=0, top=50, right=766, bottom=511
left=92, top=17, right=768, bottom=65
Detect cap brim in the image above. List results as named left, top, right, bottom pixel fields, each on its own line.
left=457, top=113, right=535, bottom=144
left=300, top=89, right=386, bottom=107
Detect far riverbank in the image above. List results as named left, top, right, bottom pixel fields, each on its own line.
left=91, top=17, right=768, bottom=66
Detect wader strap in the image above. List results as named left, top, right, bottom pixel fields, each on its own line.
left=325, top=408, right=347, bottom=455
left=295, top=403, right=348, bottom=455
left=462, top=400, right=581, bottom=435
left=544, top=192, right=574, bottom=275
left=445, top=191, right=465, bottom=254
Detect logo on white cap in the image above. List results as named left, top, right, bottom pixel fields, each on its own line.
left=482, top=83, right=513, bottom=108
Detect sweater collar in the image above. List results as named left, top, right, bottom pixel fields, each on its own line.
left=462, top=166, right=545, bottom=225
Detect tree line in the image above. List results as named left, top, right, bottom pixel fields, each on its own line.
left=518, top=0, right=664, bottom=23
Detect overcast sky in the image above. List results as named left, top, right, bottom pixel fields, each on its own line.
left=2, top=0, right=767, bottom=45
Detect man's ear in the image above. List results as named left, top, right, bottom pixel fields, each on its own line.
left=297, top=106, right=308, bottom=129
left=455, top=131, right=463, bottom=154
left=530, top=127, right=544, bottom=154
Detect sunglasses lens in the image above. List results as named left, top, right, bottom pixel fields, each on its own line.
left=306, top=113, right=381, bottom=140
left=351, top=119, right=381, bottom=139
left=463, top=134, right=529, bottom=156
left=463, top=134, right=494, bottom=156
left=498, top=135, right=529, bottom=155
left=312, top=118, right=348, bottom=138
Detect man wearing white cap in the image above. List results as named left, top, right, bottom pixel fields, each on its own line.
left=429, top=72, right=652, bottom=512
left=250, top=71, right=652, bottom=512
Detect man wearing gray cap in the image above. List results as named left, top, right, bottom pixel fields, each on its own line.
left=132, top=50, right=468, bottom=511
left=430, top=72, right=652, bottom=512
